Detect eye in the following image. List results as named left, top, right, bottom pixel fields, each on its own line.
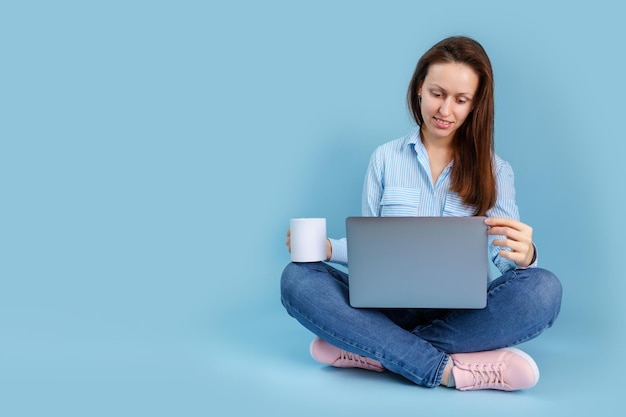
left=430, top=91, right=443, bottom=98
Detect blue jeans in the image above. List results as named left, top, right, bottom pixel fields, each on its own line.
left=280, top=262, right=562, bottom=388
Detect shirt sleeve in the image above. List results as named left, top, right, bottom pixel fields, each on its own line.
left=486, top=158, right=538, bottom=273
left=328, top=237, right=348, bottom=266
left=362, top=146, right=384, bottom=217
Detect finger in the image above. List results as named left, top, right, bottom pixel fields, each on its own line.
left=492, top=238, right=527, bottom=253
left=498, top=247, right=534, bottom=267
left=486, top=218, right=532, bottom=238
left=497, top=248, right=526, bottom=264
left=493, top=237, right=534, bottom=267
left=488, top=226, right=529, bottom=243
left=485, top=217, right=525, bottom=229
left=489, top=223, right=532, bottom=242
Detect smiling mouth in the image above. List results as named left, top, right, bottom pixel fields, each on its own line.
left=434, top=117, right=452, bottom=127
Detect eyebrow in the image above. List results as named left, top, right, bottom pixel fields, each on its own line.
left=428, top=83, right=475, bottom=98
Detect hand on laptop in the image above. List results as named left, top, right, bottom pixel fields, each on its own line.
left=485, top=217, right=535, bottom=268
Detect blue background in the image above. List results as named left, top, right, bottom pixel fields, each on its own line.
left=2, top=1, right=624, bottom=416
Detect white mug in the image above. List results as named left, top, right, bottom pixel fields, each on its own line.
left=290, top=218, right=327, bottom=262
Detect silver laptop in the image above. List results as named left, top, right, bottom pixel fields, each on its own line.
left=346, top=216, right=488, bottom=309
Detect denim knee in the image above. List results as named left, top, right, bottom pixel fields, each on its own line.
left=512, top=268, right=563, bottom=327
left=518, top=267, right=563, bottom=327
left=280, top=262, right=321, bottom=309
left=280, top=262, right=303, bottom=307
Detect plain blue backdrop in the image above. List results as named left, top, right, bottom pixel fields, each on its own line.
left=2, top=1, right=625, bottom=416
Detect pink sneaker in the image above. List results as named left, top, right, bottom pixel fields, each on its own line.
left=450, top=347, right=540, bottom=391
left=309, top=338, right=385, bottom=372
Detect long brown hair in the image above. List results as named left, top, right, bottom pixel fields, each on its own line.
left=407, top=36, right=496, bottom=215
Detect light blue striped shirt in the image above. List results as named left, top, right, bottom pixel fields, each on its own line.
left=329, top=129, right=537, bottom=277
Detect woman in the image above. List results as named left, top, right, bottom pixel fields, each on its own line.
left=280, top=36, right=562, bottom=391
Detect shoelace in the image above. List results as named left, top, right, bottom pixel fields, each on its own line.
left=467, top=363, right=505, bottom=388
left=339, top=349, right=370, bottom=366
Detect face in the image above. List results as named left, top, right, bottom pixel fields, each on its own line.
left=418, top=62, right=479, bottom=145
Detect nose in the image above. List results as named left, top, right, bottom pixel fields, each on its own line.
left=439, top=97, right=452, bottom=116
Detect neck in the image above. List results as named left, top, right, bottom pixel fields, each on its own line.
left=420, top=128, right=453, bottom=158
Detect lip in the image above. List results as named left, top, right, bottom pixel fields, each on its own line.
left=433, top=117, right=452, bottom=129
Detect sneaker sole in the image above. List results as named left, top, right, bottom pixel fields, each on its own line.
left=309, top=338, right=319, bottom=361
left=309, top=337, right=328, bottom=364
left=502, top=347, right=540, bottom=386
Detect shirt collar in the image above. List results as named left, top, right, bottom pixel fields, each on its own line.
left=407, top=128, right=455, bottom=171
left=406, top=128, right=427, bottom=156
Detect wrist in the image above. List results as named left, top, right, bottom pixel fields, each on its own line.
left=326, top=238, right=332, bottom=261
